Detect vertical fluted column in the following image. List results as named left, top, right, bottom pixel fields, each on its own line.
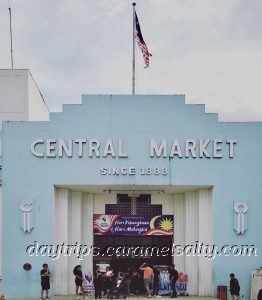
left=198, top=188, right=213, bottom=296
left=81, top=193, right=94, bottom=275
left=0, top=184, right=2, bottom=294
left=68, top=191, right=82, bottom=294
left=185, top=191, right=199, bottom=295
left=54, top=188, right=69, bottom=294
left=173, top=193, right=185, bottom=272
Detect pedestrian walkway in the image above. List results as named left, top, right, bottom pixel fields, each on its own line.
left=4, top=297, right=219, bottom=300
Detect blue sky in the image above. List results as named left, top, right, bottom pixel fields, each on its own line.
left=0, top=0, right=261, bottom=121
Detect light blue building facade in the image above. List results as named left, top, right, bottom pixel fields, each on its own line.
left=1, top=95, right=261, bottom=298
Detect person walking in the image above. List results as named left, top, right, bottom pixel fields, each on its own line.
left=73, top=265, right=86, bottom=299
left=131, top=269, right=140, bottom=295
left=168, top=264, right=178, bottom=298
left=103, top=266, right=114, bottom=298
left=229, top=273, right=241, bottom=300
left=125, top=267, right=133, bottom=297
left=93, top=266, right=102, bottom=300
left=153, top=266, right=161, bottom=297
left=139, top=262, right=153, bottom=298
left=40, top=263, right=50, bottom=299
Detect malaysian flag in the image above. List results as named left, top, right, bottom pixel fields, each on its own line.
left=134, top=11, right=152, bottom=68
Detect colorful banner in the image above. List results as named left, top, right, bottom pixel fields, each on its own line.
left=83, top=272, right=94, bottom=295
left=176, top=272, right=189, bottom=296
left=93, top=214, right=173, bottom=236
left=157, top=265, right=188, bottom=296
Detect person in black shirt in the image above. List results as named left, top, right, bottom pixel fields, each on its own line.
left=230, top=273, right=241, bottom=300
left=169, top=264, right=179, bottom=298
left=257, top=288, right=262, bottom=300
left=124, top=267, right=132, bottom=297
left=73, top=265, right=86, bottom=299
left=153, top=266, right=160, bottom=297
left=40, top=263, right=50, bottom=299
left=93, top=266, right=103, bottom=299
left=131, top=270, right=140, bottom=295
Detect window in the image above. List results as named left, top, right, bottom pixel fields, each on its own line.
left=105, top=194, right=162, bottom=216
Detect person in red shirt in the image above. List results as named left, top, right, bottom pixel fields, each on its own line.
left=139, top=262, right=153, bottom=298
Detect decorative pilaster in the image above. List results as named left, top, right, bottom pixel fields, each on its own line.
left=68, top=191, right=82, bottom=294
left=173, top=193, right=185, bottom=272
left=198, top=189, right=213, bottom=296
left=185, top=191, right=199, bottom=295
left=54, top=188, right=69, bottom=294
left=81, top=193, right=94, bottom=275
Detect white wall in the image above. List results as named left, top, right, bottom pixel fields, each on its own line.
left=0, top=69, right=49, bottom=129
left=28, top=71, right=49, bottom=121
left=93, top=193, right=117, bottom=213
left=151, top=194, right=173, bottom=213
left=0, top=70, right=28, bottom=127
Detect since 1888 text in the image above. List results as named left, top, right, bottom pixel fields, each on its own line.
left=100, top=167, right=168, bottom=176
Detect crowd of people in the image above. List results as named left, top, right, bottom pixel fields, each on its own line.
left=92, top=263, right=179, bottom=299
left=37, top=262, right=260, bottom=300
left=40, top=262, right=179, bottom=299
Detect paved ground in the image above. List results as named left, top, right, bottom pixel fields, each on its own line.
left=4, top=297, right=219, bottom=300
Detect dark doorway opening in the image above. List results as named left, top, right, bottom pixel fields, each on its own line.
left=93, top=235, right=172, bottom=295
left=93, top=235, right=172, bottom=270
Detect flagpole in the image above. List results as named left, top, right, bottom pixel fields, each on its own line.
left=132, top=2, right=136, bottom=95
left=8, top=4, right=14, bottom=69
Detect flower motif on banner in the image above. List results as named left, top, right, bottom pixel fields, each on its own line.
left=93, top=215, right=118, bottom=235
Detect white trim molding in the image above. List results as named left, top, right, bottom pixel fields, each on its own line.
left=234, top=202, right=248, bottom=235
left=20, top=200, right=34, bottom=233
